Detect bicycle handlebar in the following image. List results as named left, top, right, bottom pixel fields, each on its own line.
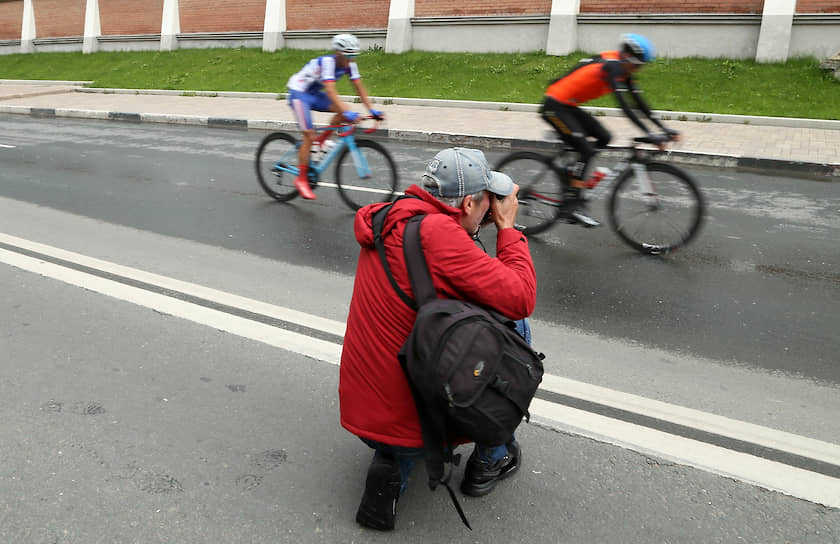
left=329, top=115, right=382, bottom=137
left=633, top=133, right=674, bottom=146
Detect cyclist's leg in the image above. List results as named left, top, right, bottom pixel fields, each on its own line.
left=572, top=106, right=612, bottom=178
left=317, top=93, right=345, bottom=144
left=576, top=108, right=612, bottom=150
left=541, top=99, right=601, bottom=227
left=541, top=98, right=593, bottom=180
left=288, top=91, right=319, bottom=199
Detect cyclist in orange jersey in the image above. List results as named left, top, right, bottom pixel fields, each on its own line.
left=542, top=33, right=679, bottom=227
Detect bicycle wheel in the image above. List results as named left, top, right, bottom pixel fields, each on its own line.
left=608, top=162, right=705, bottom=255
left=494, top=151, right=565, bottom=235
left=255, top=132, right=301, bottom=202
left=335, top=139, right=398, bottom=210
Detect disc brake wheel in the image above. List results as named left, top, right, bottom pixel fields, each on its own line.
left=335, top=139, right=398, bottom=210
left=608, top=162, right=705, bottom=255
left=494, top=151, right=565, bottom=235
left=255, top=132, right=301, bottom=202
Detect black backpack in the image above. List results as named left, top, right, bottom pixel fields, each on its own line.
left=372, top=203, right=545, bottom=528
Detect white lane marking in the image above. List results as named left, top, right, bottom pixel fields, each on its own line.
left=531, top=399, right=840, bottom=509
left=0, top=232, right=346, bottom=337
left=541, top=374, right=840, bottom=469
left=0, top=247, right=341, bottom=365
left=316, top=181, right=403, bottom=196
left=1, top=232, right=839, bottom=508
left=0, top=144, right=16, bottom=149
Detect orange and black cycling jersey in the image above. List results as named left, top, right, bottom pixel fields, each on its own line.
left=545, top=51, right=627, bottom=106
left=545, top=50, right=665, bottom=134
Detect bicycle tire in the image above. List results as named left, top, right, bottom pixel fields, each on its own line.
left=494, top=151, right=565, bottom=235
left=608, top=161, right=705, bottom=255
left=335, top=139, right=398, bottom=211
left=255, top=132, right=301, bottom=202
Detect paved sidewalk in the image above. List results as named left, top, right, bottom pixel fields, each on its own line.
left=1, top=81, right=838, bottom=178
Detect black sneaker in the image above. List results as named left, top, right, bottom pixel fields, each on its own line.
left=460, top=440, right=522, bottom=497
left=568, top=208, right=601, bottom=228
left=355, top=455, right=401, bottom=531
left=560, top=197, right=601, bottom=228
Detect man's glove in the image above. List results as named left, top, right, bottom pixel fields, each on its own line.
left=664, top=128, right=680, bottom=140
left=369, top=109, right=384, bottom=120
left=343, top=111, right=361, bottom=123
left=646, top=133, right=670, bottom=145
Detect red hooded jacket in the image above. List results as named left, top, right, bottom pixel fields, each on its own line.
left=339, top=185, right=537, bottom=447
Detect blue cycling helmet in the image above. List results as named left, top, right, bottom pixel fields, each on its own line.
left=621, top=33, right=655, bottom=63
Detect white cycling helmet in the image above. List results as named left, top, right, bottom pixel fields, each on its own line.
left=332, top=33, right=361, bottom=57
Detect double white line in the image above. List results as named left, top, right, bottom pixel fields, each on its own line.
left=1, top=231, right=839, bottom=508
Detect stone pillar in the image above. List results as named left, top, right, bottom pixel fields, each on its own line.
left=546, top=0, right=580, bottom=56
left=385, top=0, right=414, bottom=54
left=755, top=0, right=796, bottom=63
left=21, top=0, right=36, bottom=53
left=263, top=0, right=286, bottom=52
left=161, top=0, right=180, bottom=51
left=83, top=0, right=101, bottom=54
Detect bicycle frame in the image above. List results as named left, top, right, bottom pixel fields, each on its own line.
left=581, top=145, right=661, bottom=208
left=271, top=121, right=378, bottom=182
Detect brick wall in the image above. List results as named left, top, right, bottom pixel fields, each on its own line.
left=796, top=0, right=840, bottom=12
left=580, top=1, right=764, bottom=13
left=414, top=0, right=551, bottom=17
left=0, top=0, right=23, bottom=40
left=286, top=0, right=390, bottom=30
left=179, top=0, right=265, bottom=33
left=3, top=1, right=837, bottom=44
left=100, top=0, right=163, bottom=35
left=33, top=0, right=85, bottom=38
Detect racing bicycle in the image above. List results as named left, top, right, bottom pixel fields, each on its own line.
left=255, top=116, right=398, bottom=210
left=494, top=135, right=705, bottom=255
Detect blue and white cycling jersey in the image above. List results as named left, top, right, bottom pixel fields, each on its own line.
left=287, top=55, right=361, bottom=94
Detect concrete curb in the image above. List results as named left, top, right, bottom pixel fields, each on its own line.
left=74, top=86, right=840, bottom=131
left=2, top=104, right=838, bottom=180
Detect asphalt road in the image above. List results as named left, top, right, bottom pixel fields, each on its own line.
left=2, top=114, right=838, bottom=384
left=2, top=115, right=840, bottom=543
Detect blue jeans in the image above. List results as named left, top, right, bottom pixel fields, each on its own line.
left=360, top=317, right=531, bottom=494
left=360, top=437, right=511, bottom=495
left=514, top=317, right=532, bottom=345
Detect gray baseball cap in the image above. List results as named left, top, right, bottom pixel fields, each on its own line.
left=422, top=147, right=514, bottom=198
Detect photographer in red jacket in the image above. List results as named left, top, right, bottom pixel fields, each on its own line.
left=340, top=147, right=537, bottom=530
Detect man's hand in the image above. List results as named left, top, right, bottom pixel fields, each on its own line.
left=369, top=109, right=385, bottom=120
left=491, top=183, right=520, bottom=230
left=343, top=111, right=361, bottom=123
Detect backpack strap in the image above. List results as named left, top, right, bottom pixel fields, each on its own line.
left=371, top=198, right=418, bottom=311
left=400, top=215, right=473, bottom=530
left=402, top=215, right=437, bottom=307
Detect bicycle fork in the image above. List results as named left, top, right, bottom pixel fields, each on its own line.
left=630, top=162, right=660, bottom=209
left=345, top=140, right=373, bottom=179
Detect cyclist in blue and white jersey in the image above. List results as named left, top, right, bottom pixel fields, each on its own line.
left=287, top=33, right=384, bottom=200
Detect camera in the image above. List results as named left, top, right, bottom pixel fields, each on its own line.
left=481, top=193, right=506, bottom=225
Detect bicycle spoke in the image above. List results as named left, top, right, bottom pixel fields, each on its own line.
left=609, top=163, right=704, bottom=254
left=335, top=140, right=398, bottom=210
left=255, top=132, right=302, bottom=202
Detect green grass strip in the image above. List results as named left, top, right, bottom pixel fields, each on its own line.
left=1, top=48, right=837, bottom=120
